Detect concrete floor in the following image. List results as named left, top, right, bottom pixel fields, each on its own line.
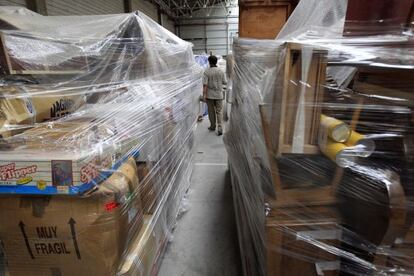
left=158, top=119, right=242, bottom=276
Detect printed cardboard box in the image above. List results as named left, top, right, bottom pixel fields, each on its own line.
left=0, top=87, right=86, bottom=137
left=0, top=121, right=137, bottom=195
left=0, top=158, right=143, bottom=276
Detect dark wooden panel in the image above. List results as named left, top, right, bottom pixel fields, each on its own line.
left=344, top=0, right=414, bottom=35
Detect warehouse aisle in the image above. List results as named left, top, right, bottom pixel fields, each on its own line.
left=158, top=120, right=242, bottom=276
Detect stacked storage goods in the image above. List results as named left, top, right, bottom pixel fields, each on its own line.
left=225, top=0, right=414, bottom=275
left=0, top=7, right=202, bottom=276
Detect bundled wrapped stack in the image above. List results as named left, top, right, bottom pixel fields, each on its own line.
left=225, top=0, right=414, bottom=275
left=0, top=7, right=202, bottom=276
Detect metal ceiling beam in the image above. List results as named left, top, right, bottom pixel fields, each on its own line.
left=171, top=5, right=237, bottom=11
left=179, top=14, right=238, bottom=20
left=150, top=0, right=236, bottom=20
left=150, top=0, right=176, bottom=18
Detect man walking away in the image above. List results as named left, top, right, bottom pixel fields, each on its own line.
left=203, top=55, right=227, bottom=136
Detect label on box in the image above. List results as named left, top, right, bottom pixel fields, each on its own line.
left=0, top=157, right=100, bottom=195
left=0, top=162, right=38, bottom=184
left=18, top=219, right=82, bottom=260
left=57, top=186, right=69, bottom=194
left=0, top=149, right=139, bottom=195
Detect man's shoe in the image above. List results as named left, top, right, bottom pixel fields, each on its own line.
left=208, top=126, right=215, bottom=131
left=217, top=129, right=223, bottom=136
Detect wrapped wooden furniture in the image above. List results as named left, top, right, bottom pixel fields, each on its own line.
left=224, top=1, right=414, bottom=275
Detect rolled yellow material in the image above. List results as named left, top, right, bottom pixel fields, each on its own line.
left=320, top=139, right=356, bottom=168
left=320, top=114, right=351, bottom=142
left=346, top=131, right=364, bottom=146
left=345, top=130, right=375, bottom=157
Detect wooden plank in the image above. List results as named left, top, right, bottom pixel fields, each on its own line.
left=309, top=54, right=326, bottom=145
left=268, top=185, right=337, bottom=208
left=278, top=44, right=291, bottom=155
left=260, top=104, right=283, bottom=195
left=281, top=144, right=320, bottom=154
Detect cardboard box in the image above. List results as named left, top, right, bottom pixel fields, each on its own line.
left=0, top=121, right=138, bottom=195
left=136, top=162, right=159, bottom=214
left=117, top=215, right=158, bottom=276
left=0, top=86, right=86, bottom=137
left=0, top=87, right=86, bottom=124
left=0, top=158, right=143, bottom=276
left=0, top=96, right=33, bottom=126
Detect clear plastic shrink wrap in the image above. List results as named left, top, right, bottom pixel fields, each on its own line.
left=0, top=7, right=202, bottom=276
left=224, top=0, right=414, bottom=275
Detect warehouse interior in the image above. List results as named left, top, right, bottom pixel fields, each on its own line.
left=0, top=0, right=414, bottom=276
left=0, top=0, right=238, bottom=56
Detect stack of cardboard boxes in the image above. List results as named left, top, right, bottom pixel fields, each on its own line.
left=0, top=7, right=201, bottom=276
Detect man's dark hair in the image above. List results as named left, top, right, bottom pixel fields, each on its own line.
left=208, top=55, right=218, bottom=66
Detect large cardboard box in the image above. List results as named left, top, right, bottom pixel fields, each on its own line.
left=0, top=158, right=143, bottom=276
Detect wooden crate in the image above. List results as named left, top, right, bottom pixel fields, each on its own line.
left=259, top=43, right=335, bottom=207
left=239, top=0, right=298, bottom=39
left=239, top=3, right=291, bottom=39
left=258, top=38, right=414, bottom=275
left=269, top=43, right=326, bottom=157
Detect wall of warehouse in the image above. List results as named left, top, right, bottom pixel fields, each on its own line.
left=0, top=0, right=176, bottom=33
left=0, top=0, right=24, bottom=6
left=161, top=13, right=175, bottom=34
left=132, top=0, right=157, bottom=20
left=177, top=6, right=238, bottom=56
left=46, top=0, right=123, bottom=15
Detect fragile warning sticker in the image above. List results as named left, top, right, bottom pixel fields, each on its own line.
left=19, top=218, right=81, bottom=260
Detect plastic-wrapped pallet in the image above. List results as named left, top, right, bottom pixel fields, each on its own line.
left=0, top=7, right=202, bottom=276
left=224, top=0, right=414, bottom=275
